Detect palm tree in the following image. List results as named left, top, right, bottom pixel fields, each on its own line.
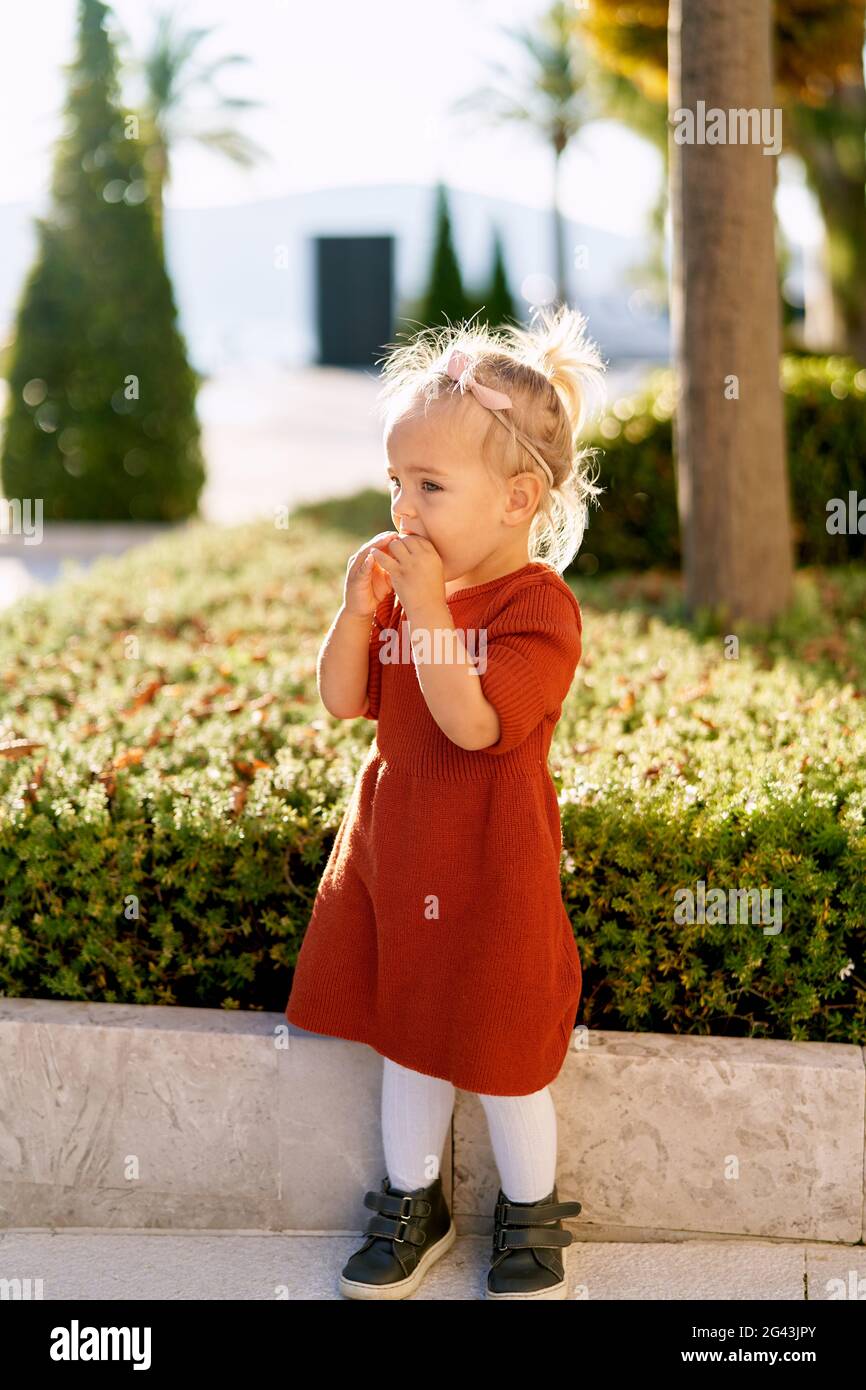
left=581, top=0, right=866, bottom=359
left=451, top=0, right=590, bottom=307
left=129, top=8, right=269, bottom=251
left=668, top=0, right=794, bottom=623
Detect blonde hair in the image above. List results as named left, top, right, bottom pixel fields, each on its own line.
left=374, top=304, right=607, bottom=574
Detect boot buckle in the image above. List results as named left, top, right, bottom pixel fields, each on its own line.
left=393, top=1195, right=414, bottom=1242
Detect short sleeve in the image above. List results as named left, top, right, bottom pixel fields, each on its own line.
left=476, top=579, right=582, bottom=755
left=361, top=592, right=397, bottom=720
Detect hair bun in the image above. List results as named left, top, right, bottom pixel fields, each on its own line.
left=504, top=303, right=607, bottom=439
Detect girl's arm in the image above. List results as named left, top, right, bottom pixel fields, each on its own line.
left=317, top=532, right=398, bottom=720
left=404, top=599, right=500, bottom=750
left=317, top=605, right=377, bottom=719
left=405, top=582, right=582, bottom=755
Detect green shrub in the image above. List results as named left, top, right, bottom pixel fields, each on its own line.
left=576, top=355, right=866, bottom=573
left=0, top=5, right=205, bottom=521
left=0, top=518, right=863, bottom=1040
left=556, top=565, right=866, bottom=1039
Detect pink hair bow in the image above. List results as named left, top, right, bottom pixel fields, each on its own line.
left=445, top=349, right=514, bottom=410
left=444, top=348, right=555, bottom=487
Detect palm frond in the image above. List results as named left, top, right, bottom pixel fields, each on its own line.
left=135, top=9, right=268, bottom=177
left=451, top=86, right=536, bottom=124
left=449, top=0, right=588, bottom=154
left=192, top=129, right=271, bottom=167
left=178, top=52, right=254, bottom=91
left=210, top=95, right=263, bottom=111
left=168, top=25, right=216, bottom=71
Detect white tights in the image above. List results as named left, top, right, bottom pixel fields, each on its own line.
left=381, top=1057, right=557, bottom=1202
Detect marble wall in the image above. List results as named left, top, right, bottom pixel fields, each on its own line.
left=0, top=1000, right=862, bottom=1242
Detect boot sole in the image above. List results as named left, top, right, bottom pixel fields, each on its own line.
left=338, top=1219, right=457, bottom=1300
left=485, top=1247, right=570, bottom=1300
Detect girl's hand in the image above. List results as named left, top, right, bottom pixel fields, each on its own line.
left=367, top=535, right=445, bottom=622
left=344, top=531, right=401, bottom=616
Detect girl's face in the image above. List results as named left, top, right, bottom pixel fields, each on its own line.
left=384, top=397, right=536, bottom=580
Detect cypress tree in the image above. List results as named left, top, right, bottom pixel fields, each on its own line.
left=417, top=183, right=473, bottom=331
left=474, top=228, right=520, bottom=331
left=1, top=0, right=205, bottom=522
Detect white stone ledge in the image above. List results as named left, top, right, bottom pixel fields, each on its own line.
left=0, top=999, right=862, bottom=1242
left=0, top=522, right=182, bottom=557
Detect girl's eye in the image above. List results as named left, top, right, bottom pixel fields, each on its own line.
left=388, top=476, right=441, bottom=493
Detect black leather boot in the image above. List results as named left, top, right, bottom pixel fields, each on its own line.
left=485, top=1183, right=582, bottom=1299
left=339, top=1173, right=456, bottom=1300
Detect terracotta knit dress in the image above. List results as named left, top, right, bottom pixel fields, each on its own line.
left=285, top=559, right=584, bottom=1096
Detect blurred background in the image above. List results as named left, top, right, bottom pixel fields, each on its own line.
left=0, top=0, right=859, bottom=599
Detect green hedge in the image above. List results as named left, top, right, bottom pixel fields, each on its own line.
left=557, top=566, right=866, bottom=1039
left=577, top=354, right=866, bottom=573
left=0, top=518, right=863, bottom=1040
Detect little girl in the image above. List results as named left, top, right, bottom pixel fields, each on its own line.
left=286, top=302, right=606, bottom=1300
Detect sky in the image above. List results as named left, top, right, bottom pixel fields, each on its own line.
left=0, top=0, right=825, bottom=246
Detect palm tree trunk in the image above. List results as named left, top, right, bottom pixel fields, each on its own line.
left=668, top=0, right=794, bottom=623
left=801, top=228, right=842, bottom=352
left=787, top=85, right=866, bottom=361
left=145, top=129, right=168, bottom=257
left=553, top=146, right=568, bottom=306
left=152, top=182, right=164, bottom=254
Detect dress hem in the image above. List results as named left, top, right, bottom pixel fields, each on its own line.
left=285, top=1006, right=574, bottom=1098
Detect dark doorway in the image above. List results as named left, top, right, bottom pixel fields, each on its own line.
left=315, top=235, right=394, bottom=368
